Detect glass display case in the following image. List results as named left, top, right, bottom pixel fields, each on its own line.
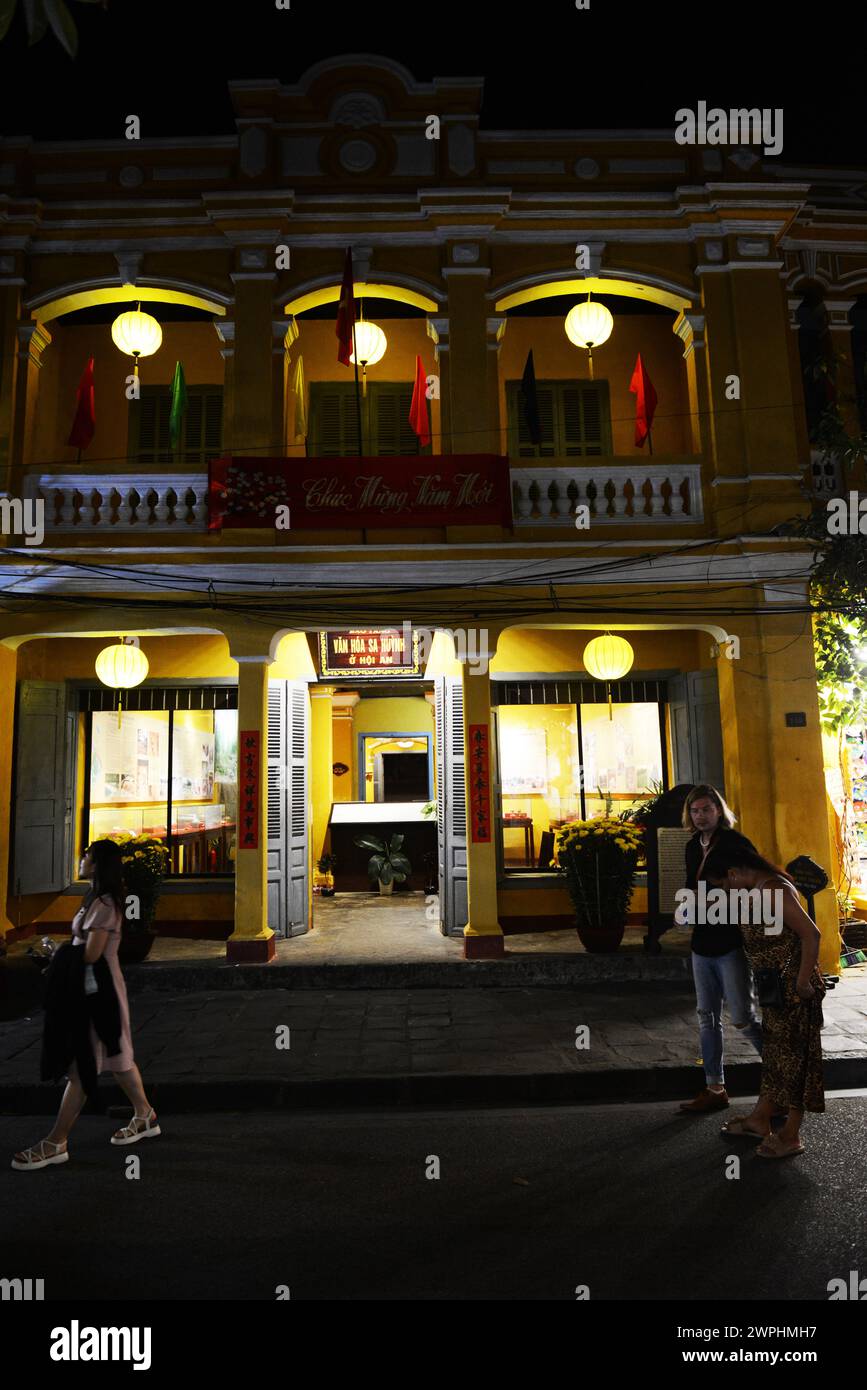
left=89, top=806, right=147, bottom=840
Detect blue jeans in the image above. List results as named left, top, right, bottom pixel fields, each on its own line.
left=691, top=947, right=763, bottom=1086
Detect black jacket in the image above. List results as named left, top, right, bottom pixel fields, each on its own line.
left=685, top=827, right=757, bottom=956
left=40, top=942, right=122, bottom=1110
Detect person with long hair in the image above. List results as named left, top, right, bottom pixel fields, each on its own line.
left=12, top=840, right=160, bottom=1171
left=677, top=784, right=765, bottom=1114
left=702, top=840, right=825, bottom=1158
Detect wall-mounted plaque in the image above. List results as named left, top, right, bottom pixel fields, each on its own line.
left=319, top=628, right=421, bottom=678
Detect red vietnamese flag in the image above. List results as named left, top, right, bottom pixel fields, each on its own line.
left=68, top=357, right=96, bottom=450
left=336, top=248, right=356, bottom=366
left=629, top=353, right=658, bottom=448
left=408, top=354, right=430, bottom=448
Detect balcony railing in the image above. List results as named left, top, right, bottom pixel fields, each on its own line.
left=510, top=460, right=703, bottom=525
left=23, top=458, right=704, bottom=534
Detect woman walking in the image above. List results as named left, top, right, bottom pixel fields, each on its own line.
left=12, top=840, right=161, bottom=1171
left=677, top=784, right=765, bottom=1114
left=702, top=841, right=825, bottom=1158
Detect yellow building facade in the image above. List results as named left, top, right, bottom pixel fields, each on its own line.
left=2, top=56, right=866, bottom=971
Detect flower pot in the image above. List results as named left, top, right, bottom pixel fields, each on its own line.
left=575, top=920, right=625, bottom=954
left=378, top=879, right=394, bottom=896
left=118, top=930, right=156, bottom=965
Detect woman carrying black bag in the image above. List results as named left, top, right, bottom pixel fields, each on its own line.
left=11, top=840, right=160, bottom=1172
left=702, top=841, right=826, bottom=1159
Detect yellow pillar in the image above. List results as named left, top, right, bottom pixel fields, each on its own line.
left=230, top=269, right=277, bottom=452
left=461, top=662, right=504, bottom=959
left=0, top=285, right=22, bottom=493
left=11, top=322, right=51, bottom=492
left=442, top=266, right=500, bottom=454
left=227, top=657, right=275, bottom=963
left=0, top=642, right=18, bottom=939
left=717, top=612, right=840, bottom=973
left=701, top=268, right=804, bottom=532
left=310, top=685, right=334, bottom=869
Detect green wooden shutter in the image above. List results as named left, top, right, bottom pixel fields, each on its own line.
left=129, top=385, right=223, bottom=465
left=559, top=381, right=611, bottom=456
left=506, top=381, right=563, bottom=457
left=370, top=383, right=418, bottom=455
left=310, top=384, right=363, bottom=456
left=182, top=387, right=223, bottom=465
left=309, top=382, right=423, bottom=456
left=129, top=388, right=173, bottom=465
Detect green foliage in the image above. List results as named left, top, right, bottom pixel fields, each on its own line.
left=354, top=833, right=412, bottom=886
left=813, top=613, right=867, bottom=731
left=0, top=0, right=106, bottom=57
left=554, top=818, right=643, bottom=932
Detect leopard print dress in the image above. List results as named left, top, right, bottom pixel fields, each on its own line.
left=739, top=879, right=826, bottom=1113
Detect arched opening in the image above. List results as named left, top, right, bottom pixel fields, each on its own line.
left=283, top=283, right=440, bottom=458
left=25, top=285, right=228, bottom=474
left=494, top=276, right=697, bottom=463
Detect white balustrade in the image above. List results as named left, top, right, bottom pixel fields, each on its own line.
left=24, top=473, right=210, bottom=532
left=509, top=462, right=703, bottom=525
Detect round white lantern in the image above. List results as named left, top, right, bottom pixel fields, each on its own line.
left=95, top=639, right=149, bottom=725
left=350, top=320, right=387, bottom=367
left=565, top=296, right=614, bottom=377
left=111, top=306, right=162, bottom=375
left=583, top=633, right=634, bottom=720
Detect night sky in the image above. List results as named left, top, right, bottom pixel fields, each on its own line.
left=0, top=0, right=865, bottom=164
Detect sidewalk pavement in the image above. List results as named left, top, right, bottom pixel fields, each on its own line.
left=1, top=963, right=866, bottom=1114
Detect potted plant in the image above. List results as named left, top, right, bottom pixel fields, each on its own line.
left=107, top=833, right=170, bottom=963
left=554, top=815, right=644, bottom=952
left=317, top=853, right=337, bottom=897
left=354, top=833, right=412, bottom=896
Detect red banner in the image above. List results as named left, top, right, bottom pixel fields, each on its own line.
left=208, top=455, right=511, bottom=530
left=468, top=723, right=492, bottom=843
left=239, top=730, right=260, bottom=850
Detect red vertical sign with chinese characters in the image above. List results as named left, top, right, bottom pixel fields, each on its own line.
left=468, top=724, right=491, bottom=843
left=239, top=730, right=260, bottom=850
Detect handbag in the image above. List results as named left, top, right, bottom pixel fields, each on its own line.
left=754, top=966, right=786, bottom=1007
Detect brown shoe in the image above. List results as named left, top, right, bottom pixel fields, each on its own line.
left=679, top=1088, right=729, bottom=1113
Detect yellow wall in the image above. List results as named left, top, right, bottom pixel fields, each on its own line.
left=351, top=696, right=434, bottom=798
left=332, top=718, right=354, bottom=801
left=16, top=633, right=236, bottom=680
left=492, top=626, right=709, bottom=673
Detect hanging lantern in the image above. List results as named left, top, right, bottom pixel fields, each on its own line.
left=350, top=318, right=387, bottom=396
left=583, top=632, right=634, bottom=720
left=111, top=304, right=162, bottom=377
left=95, top=637, right=149, bottom=726
left=565, top=294, right=614, bottom=379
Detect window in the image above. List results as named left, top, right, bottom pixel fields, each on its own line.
left=506, top=379, right=612, bottom=458
left=85, top=701, right=238, bottom=877
left=128, top=385, right=223, bottom=466
left=309, top=381, right=428, bottom=456
left=496, top=695, right=665, bottom=872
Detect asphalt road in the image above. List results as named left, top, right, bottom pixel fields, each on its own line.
left=1, top=1094, right=865, bottom=1301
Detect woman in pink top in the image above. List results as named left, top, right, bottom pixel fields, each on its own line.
left=12, top=840, right=161, bottom=1171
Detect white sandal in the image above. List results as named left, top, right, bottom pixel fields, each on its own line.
left=110, top=1109, right=161, bottom=1146
left=11, top=1139, right=69, bottom=1171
